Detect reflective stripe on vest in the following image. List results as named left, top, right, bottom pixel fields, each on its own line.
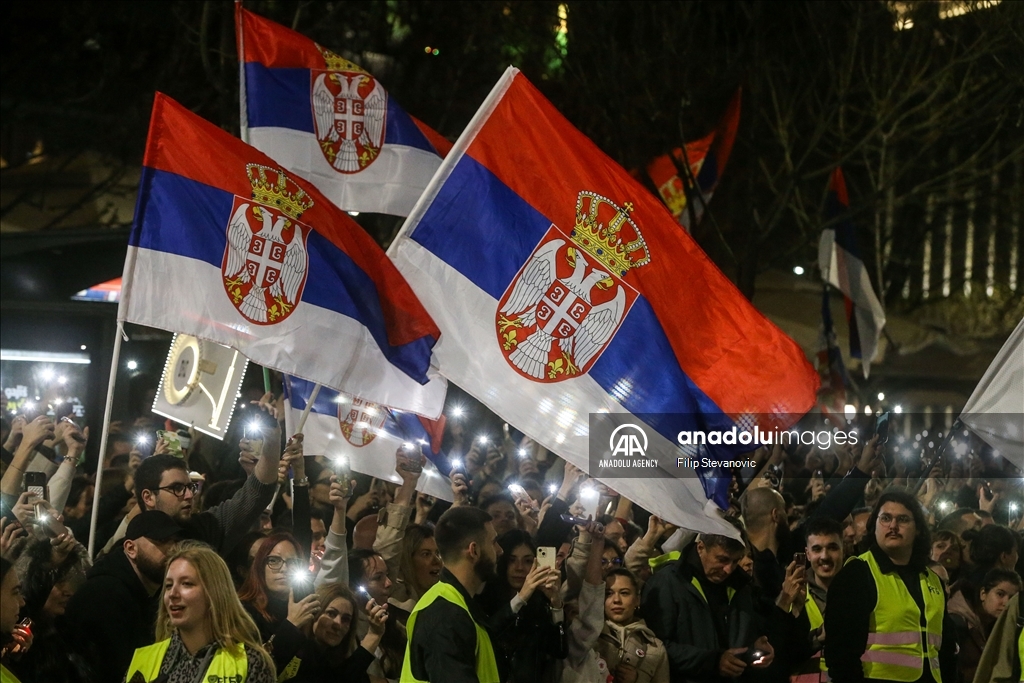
left=649, top=551, right=680, bottom=571
left=859, top=551, right=944, bottom=682
left=401, top=581, right=501, bottom=683
left=789, top=590, right=830, bottom=682
left=125, top=639, right=249, bottom=683
left=689, top=576, right=736, bottom=604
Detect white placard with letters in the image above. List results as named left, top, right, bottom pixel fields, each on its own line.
left=152, top=334, right=248, bottom=440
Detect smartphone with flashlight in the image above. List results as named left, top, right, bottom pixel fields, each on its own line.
left=579, top=487, right=600, bottom=520
left=290, top=569, right=314, bottom=601
left=508, top=483, right=529, bottom=504
left=59, top=416, right=86, bottom=443
left=34, top=502, right=69, bottom=538
left=449, top=458, right=467, bottom=480
left=793, top=552, right=807, bottom=567
left=331, top=457, right=352, bottom=497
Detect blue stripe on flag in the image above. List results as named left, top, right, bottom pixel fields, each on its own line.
left=133, top=167, right=435, bottom=383
left=245, top=63, right=313, bottom=133
left=244, top=62, right=438, bottom=153
left=409, top=155, right=736, bottom=439
left=284, top=375, right=446, bottom=465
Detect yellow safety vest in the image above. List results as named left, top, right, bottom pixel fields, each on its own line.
left=401, top=580, right=501, bottom=683
left=1017, top=624, right=1024, bottom=683
left=859, top=551, right=944, bottom=682
left=791, top=590, right=829, bottom=683
left=688, top=575, right=736, bottom=604
left=1, top=664, right=22, bottom=683
left=124, top=638, right=249, bottom=683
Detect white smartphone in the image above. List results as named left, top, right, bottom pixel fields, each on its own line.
left=579, top=486, right=600, bottom=520
left=536, top=546, right=557, bottom=570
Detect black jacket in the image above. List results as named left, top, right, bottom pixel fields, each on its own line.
left=62, top=547, right=159, bottom=683
left=823, top=546, right=958, bottom=683
left=479, top=586, right=568, bottom=683
left=641, top=543, right=767, bottom=683
left=406, top=568, right=507, bottom=683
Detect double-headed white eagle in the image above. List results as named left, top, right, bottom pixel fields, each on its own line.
left=225, top=204, right=307, bottom=323
left=500, top=239, right=625, bottom=379
left=312, top=72, right=386, bottom=173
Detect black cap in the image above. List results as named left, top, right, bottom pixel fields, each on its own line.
left=125, top=510, right=182, bottom=542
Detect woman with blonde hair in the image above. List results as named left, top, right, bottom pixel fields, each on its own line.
left=123, top=542, right=274, bottom=683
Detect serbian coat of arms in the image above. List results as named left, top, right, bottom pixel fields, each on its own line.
left=338, top=394, right=386, bottom=447
left=311, top=45, right=387, bottom=174
left=496, top=192, right=650, bottom=382
left=222, top=164, right=313, bottom=326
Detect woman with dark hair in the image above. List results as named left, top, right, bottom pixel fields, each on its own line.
left=479, top=529, right=568, bottom=683
left=345, top=548, right=405, bottom=679
left=968, top=524, right=1019, bottom=574
left=1, top=557, right=31, bottom=683
left=237, top=532, right=321, bottom=674
left=948, top=567, right=1021, bottom=682
left=285, top=582, right=387, bottom=683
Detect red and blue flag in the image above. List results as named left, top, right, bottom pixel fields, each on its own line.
left=818, top=167, right=886, bottom=378
left=389, top=70, right=816, bottom=533
left=121, top=93, right=446, bottom=417
left=236, top=5, right=451, bottom=217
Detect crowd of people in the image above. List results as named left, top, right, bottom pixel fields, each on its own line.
left=0, top=388, right=1022, bottom=683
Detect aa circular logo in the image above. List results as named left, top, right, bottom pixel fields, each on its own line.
left=609, top=423, right=648, bottom=457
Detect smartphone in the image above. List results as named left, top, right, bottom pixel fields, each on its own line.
left=508, top=483, right=528, bottom=502
left=290, top=569, right=313, bottom=601
left=59, top=417, right=86, bottom=443
left=34, top=502, right=69, bottom=538
left=793, top=552, right=807, bottom=566
left=8, top=617, right=32, bottom=655
left=560, top=514, right=604, bottom=534
left=157, top=430, right=184, bottom=458
left=396, top=447, right=423, bottom=474
left=331, top=457, right=351, bottom=497
left=536, top=546, right=557, bottom=570
left=579, top=487, right=600, bottom=520
left=24, top=472, right=47, bottom=500
left=745, top=649, right=768, bottom=665
left=449, top=457, right=467, bottom=480
left=874, top=412, right=891, bottom=445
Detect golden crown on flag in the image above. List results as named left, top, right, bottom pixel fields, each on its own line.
left=570, top=191, right=651, bottom=277
left=315, top=44, right=368, bottom=74
left=246, top=164, right=314, bottom=219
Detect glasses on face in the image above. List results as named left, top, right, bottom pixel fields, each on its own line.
left=265, top=556, right=304, bottom=571
left=879, top=513, right=914, bottom=527
left=156, top=482, right=199, bottom=498
left=601, top=557, right=624, bottom=567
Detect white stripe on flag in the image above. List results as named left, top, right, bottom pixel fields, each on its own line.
left=121, top=247, right=447, bottom=417
left=250, top=127, right=443, bottom=217
left=284, top=401, right=454, bottom=501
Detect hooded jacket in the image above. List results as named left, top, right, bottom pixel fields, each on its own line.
left=62, top=546, right=160, bottom=683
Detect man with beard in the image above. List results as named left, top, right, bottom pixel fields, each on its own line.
left=402, top=505, right=504, bottom=682
left=63, top=510, right=181, bottom=683
left=824, top=490, right=957, bottom=683
left=790, top=517, right=844, bottom=682
left=742, top=486, right=792, bottom=601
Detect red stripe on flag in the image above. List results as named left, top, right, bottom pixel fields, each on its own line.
left=142, top=93, right=440, bottom=348
left=465, top=74, right=816, bottom=416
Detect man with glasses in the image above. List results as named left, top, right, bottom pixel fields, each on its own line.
left=132, top=415, right=281, bottom=554
left=824, top=490, right=957, bottom=683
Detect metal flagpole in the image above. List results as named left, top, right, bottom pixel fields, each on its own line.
left=87, top=321, right=125, bottom=560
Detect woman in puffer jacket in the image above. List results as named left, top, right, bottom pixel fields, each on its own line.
left=564, top=565, right=669, bottom=683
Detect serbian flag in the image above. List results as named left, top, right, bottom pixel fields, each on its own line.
left=818, top=167, right=886, bottom=379
left=645, top=89, right=740, bottom=231
left=121, top=94, right=446, bottom=417
left=388, top=69, right=816, bottom=534
left=815, top=286, right=851, bottom=418
left=283, top=376, right=453, bottom=501
left=237, top=6, right=452, bottom=217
